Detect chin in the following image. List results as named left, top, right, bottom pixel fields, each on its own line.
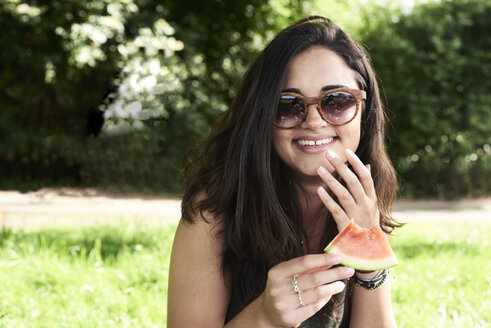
left=297, top=166, right=327, bottom=179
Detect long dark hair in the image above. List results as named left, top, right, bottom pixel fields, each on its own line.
left=181, top=16, right=399, bottom=318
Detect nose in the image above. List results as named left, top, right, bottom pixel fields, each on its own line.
left=301, top=103, right=327, bottom=130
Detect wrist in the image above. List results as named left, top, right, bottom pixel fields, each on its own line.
left=256, top=294, right=279, bottom=328
left=354, top=270, right=378, bottom=279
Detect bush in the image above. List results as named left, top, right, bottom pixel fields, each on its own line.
left=360, top=0, right=490, bottom=198
left=0, top=0, right=300, bottom=194
left=1, top=0, right=489, bottom=198
left=0, top=0, right=184, bottom=192
left=70, top=131, right=185, bottom=194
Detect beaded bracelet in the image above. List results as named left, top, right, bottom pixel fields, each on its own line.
left=353, top=269, right=388, bottom=290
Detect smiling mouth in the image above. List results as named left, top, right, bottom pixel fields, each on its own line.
left=294, top=137, right=336, bottom=146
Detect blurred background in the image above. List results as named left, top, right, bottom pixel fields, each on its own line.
left=0, top=0, right=489, bottom=199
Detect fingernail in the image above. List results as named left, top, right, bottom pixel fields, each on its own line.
left=345, top=148, right=355, bottom=157
left=318, top=166, right=327, bottom=175
left=335, top=281, right=346, bottom=292
left=343, top=267, right=355, bottom=276
left=327, top=150, right=337, bottom=160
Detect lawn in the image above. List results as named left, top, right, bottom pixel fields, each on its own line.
left=0, top=223, right=176, bottom=328
left=390, top=222, right=490, bottom=327
left=0, top=221, right=489, bottom=327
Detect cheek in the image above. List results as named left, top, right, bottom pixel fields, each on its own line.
left=272, top=130, right=289, bottom=157
left=338, top=118, right=362, bottom=151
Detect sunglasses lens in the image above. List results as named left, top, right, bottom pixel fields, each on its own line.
left=320, top=91, right=357, bottom=124
left=275, top=95, right=305, bottom=128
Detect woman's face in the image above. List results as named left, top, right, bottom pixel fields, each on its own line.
left=272, top=46, right=362, bottom=180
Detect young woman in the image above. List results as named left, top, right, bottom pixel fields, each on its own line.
left=168, top=16, right=400, bottom=327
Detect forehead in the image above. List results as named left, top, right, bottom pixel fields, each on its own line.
left=283, top=46, right=358, bottom=96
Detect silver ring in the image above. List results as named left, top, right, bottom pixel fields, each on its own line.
left=297, top=292, right=305, bottom=307
left=292, top=276, right=301, bottom=293
left=292, top=277, right=305, bottom=307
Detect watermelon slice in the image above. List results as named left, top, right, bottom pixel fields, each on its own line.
left=324, top=219, right=398, bottom=270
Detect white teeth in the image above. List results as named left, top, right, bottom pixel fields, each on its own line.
left=296, top=138, right=334, bottom=146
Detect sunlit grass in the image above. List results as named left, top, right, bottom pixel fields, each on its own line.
left=0, top=224, right=176, bottom=327
left=391, top=222, right=491, bottom=327
left=0, top=221, right=489, bottom=327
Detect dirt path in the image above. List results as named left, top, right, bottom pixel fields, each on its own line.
left=0, top=189, right=181, bottom=229
left=0, top=189, right=489, bottom=229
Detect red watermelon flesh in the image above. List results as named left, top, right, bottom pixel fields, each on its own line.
left=324, top=219, right=398, bottom=270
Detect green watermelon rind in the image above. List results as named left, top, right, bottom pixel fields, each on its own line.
left=325, top=244, right=399, bottom=271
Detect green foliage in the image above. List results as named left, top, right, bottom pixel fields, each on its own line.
left=0, top=0, right=186, bottom=192
left=0, top=0, right=302, bottom=193
left=71, top=130, right=185, bottom=193
left=359, top=0, right=491, bottom=198
left=0, top=0, right=489, bottom=197
left=0, top=132, right=81, bottom=191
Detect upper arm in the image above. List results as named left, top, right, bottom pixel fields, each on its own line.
left=167, top=215, right=230, bottom=328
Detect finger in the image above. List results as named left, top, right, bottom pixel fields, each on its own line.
left=298, top=280, right=347, bottom=306
left=317, top=164, right=357, bottom=213
left=325, top=150, right=367, bottom=203
left=345, top=149, right=376, bottom=199
left=296, top=266, right=354, bottom=292
left=294, top=281, right=346, bottom=316
left=317, top=186, right=349, bottom=229
left=279, top=253, right=342, bottom=278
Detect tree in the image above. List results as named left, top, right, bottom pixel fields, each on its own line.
left=360, top=0, right=490, bottom=197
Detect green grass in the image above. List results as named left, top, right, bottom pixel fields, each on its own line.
left=0, top=224, right=177, bottom=328
left=0, top=222, right=489, bottom=327
left=390, top=222, right=491, bottom=327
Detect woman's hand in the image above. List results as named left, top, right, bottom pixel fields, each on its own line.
left=317, top=148, right=379, bottom=231
left=258, top=253, right=354, bottom=327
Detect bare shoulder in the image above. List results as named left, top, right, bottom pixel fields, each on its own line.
left=168, top=204, right=229, bottom=327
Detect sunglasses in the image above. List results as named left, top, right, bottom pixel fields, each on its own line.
left=274, top=88, right=366, bottom=129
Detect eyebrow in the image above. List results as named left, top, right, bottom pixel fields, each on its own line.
left=281, top=85, right=347, bottom=94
